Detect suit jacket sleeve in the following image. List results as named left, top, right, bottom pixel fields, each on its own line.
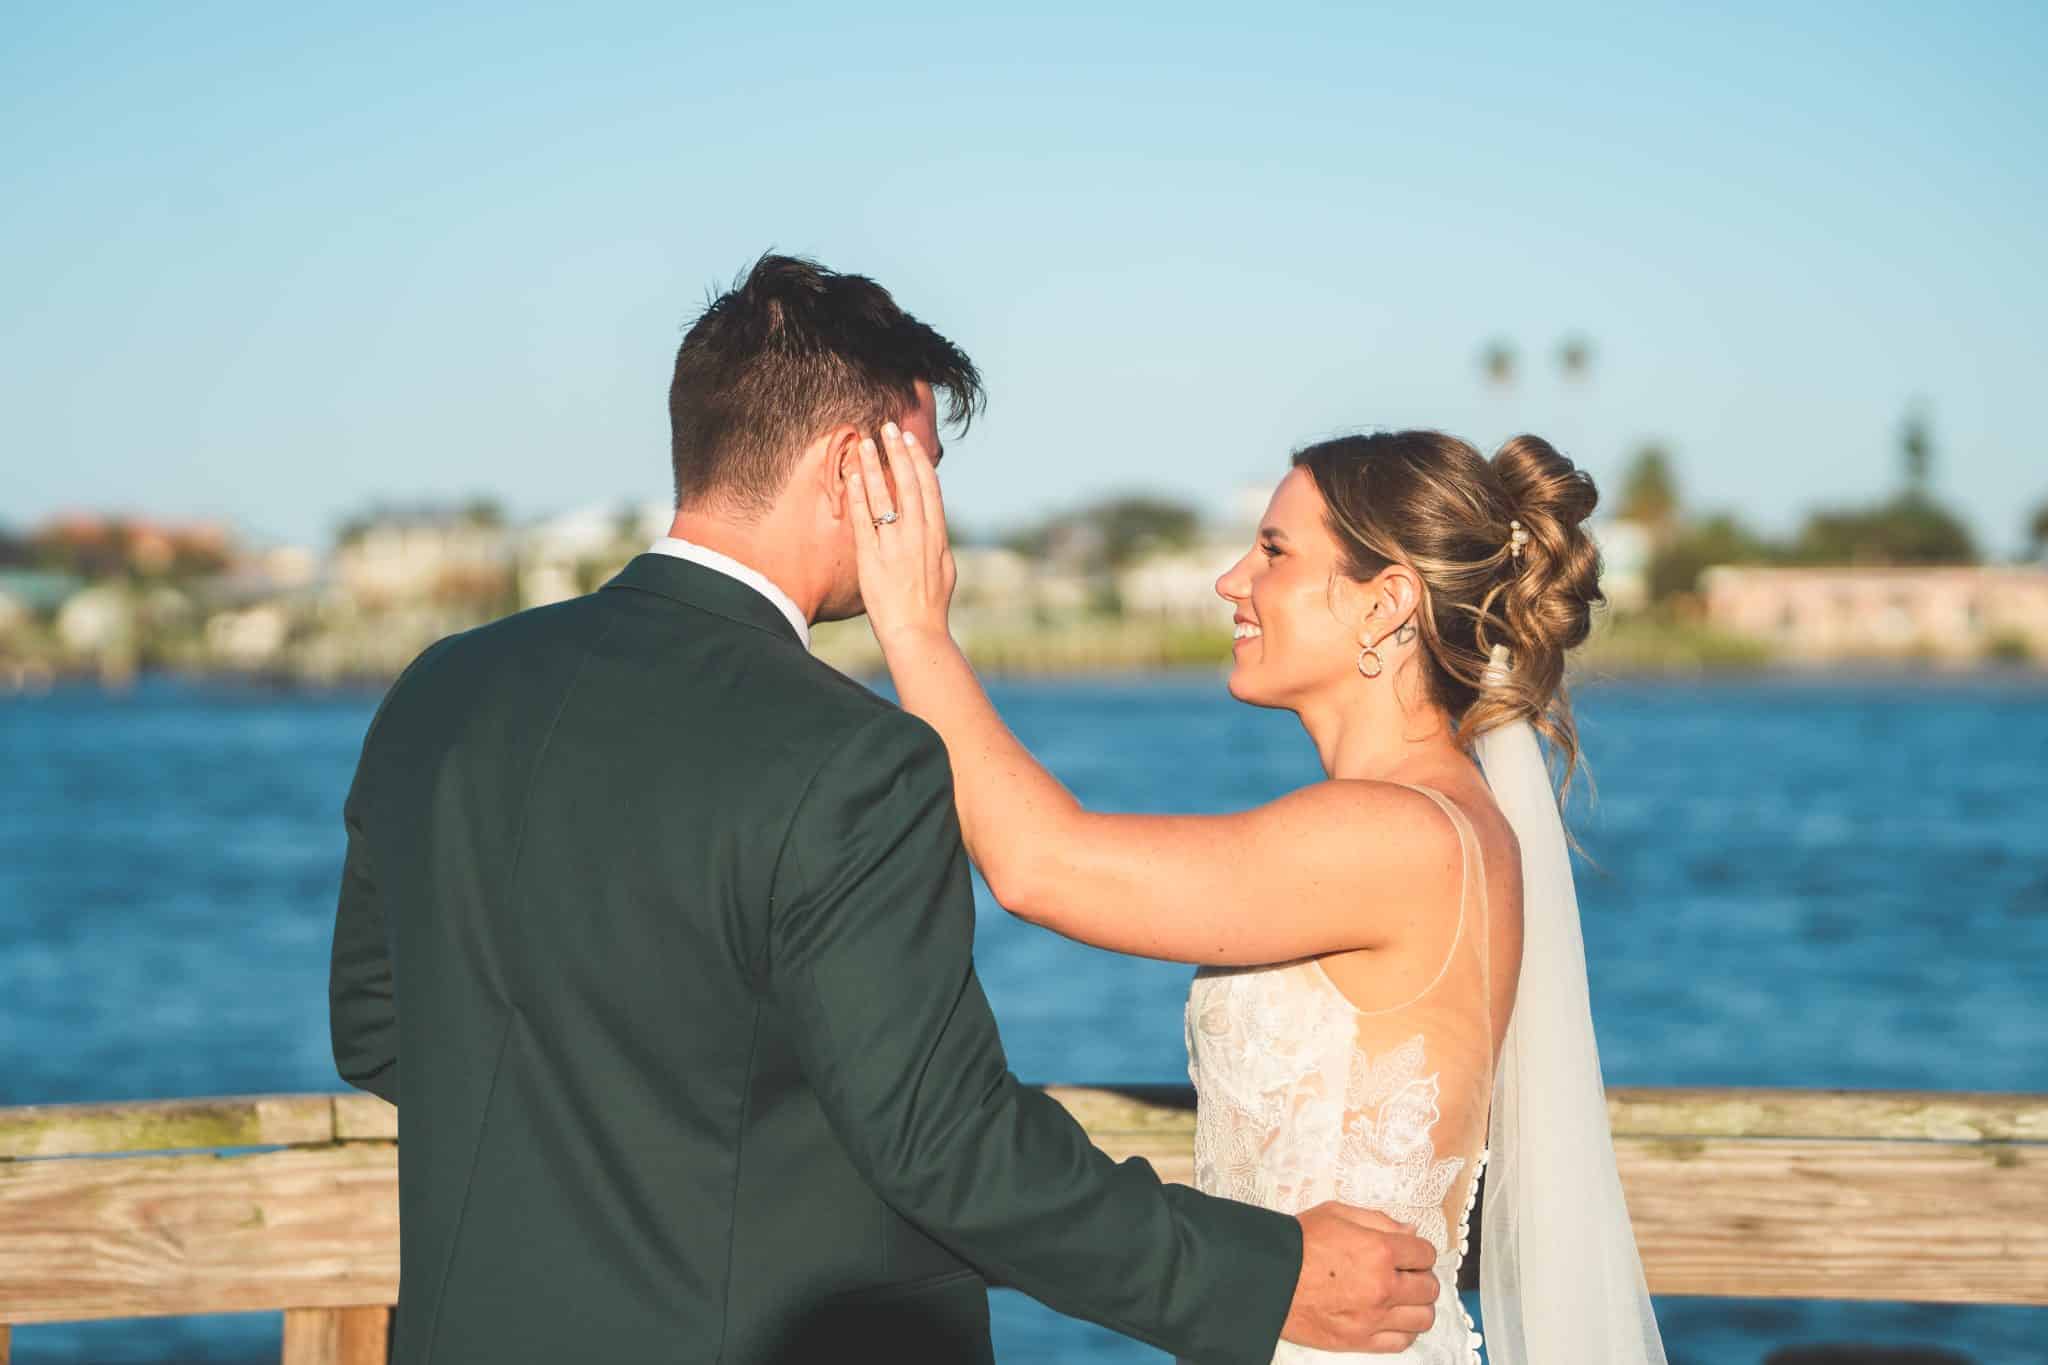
left=328, top=642, right=447, bottom=1105
left=767, top=710, right=1301, bottom=1365
left=330, top=779, right=398, bottom=1104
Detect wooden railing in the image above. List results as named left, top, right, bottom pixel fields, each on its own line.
left=2, top=1087, right=2044, bottom=1362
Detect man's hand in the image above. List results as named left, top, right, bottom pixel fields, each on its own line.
left=1281, top=1202, right=1441, bottom=1353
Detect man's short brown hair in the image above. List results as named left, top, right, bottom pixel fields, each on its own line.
left=668, top=254, right=984, bottom=515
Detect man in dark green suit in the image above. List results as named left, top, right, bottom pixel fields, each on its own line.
left=331, top=255, right=1440, bottom=1363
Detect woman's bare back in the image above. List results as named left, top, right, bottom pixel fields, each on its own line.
left=1184, top=778, right=1520, bottom=1363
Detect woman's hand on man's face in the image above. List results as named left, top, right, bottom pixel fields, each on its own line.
left=842, top=419, right=957, bottom=646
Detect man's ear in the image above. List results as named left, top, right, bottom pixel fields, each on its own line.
left=814, top=424, right=864, bottom=522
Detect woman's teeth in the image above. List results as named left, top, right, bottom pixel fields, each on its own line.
left=1234, top=623, right=1263, bottom=640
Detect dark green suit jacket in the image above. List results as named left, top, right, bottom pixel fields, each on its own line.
left=330, top=552, right=1300, bottom=1363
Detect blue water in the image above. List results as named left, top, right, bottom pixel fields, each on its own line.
left=3, top=673, right=2045, bottom=1363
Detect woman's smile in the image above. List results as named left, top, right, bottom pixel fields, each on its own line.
left=1232, top=617, right=1264, bottom=658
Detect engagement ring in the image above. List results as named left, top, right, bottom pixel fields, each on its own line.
left=873, top=512, right=899, bottom=527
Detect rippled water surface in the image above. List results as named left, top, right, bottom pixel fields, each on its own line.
left=4, top=673, right=2044, bottom=1362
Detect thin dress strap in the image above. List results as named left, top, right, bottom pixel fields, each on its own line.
left=1327, top=781, right=1479, bottom=1019
left=1397, top=782, right=1495, bottom=1063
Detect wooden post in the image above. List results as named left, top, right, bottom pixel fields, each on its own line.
left=2, top=1322, right=11, bottom=1365
left=281, top=1306, right=389, bottom=1365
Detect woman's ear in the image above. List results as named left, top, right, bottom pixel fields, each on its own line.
left=1365, top=564, right=1423, bottom=642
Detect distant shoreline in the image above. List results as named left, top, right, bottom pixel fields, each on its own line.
left=5, top=655, right=2043, bottom=700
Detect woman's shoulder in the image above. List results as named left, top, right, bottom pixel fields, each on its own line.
left=1401, top=773, right=1525, bottom=924
left=1276, top=778, right=1469, bottom=877
left=1296, top=775, right=1521, bottom=888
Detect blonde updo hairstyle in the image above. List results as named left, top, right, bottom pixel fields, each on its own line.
left=1290, top=430, right=1604, bottom=795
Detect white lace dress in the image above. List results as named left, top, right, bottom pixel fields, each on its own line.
left=1184, top=785, right=1498, bottom=1364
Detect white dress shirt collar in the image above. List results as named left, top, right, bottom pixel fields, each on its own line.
left=645, top=536, right=811, bottom=651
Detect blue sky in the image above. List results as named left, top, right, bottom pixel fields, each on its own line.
left=4, top=2, right=2044, bottom=552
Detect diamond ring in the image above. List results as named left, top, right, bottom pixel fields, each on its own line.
left=873, top=511, right=900, bottom=527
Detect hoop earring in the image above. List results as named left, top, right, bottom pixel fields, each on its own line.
left=1356, top=643, right=1385, bottom=679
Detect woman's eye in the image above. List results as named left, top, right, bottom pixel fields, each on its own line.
left=1259, top=543, right=1280, bottom=560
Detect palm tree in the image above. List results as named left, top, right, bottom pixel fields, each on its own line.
left=1557, top=335, right=1593, bottom=382
left=1900, top=405, right=1933, bottom=496
left=1479, top=339, right=1516, bottom=388
left=1617, top=444, right=1679, bottom=531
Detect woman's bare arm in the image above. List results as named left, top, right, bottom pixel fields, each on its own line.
left=845, top=427, right=1462, bottom=965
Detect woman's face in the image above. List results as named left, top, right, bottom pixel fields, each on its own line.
left=1214, top=468, right=1371, bottom=710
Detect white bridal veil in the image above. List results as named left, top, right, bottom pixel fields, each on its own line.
left=1473, top=652, right=1669, bottom=1364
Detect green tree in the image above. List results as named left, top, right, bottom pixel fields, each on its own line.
left=1776, top=404, right=1976, bottom=566
left=2028, top=500, right=2048, bottom=561
left=1647, top=514, right=1778, bottom=602
left=1791, top=494, right=1976, bottom=566
left=1092, top=495, right=1200, bottom=567
left=1617, top=444, right=1680, bottom=531
left=999, top=524, right=1053, bottom=560
left=1000, top=495, right=1202, bottom=573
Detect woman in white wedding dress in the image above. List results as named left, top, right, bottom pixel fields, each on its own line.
left=843, top=422, right=1666, bottom=1365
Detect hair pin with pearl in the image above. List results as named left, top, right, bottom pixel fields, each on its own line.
left=1508, top=520, right=1531, bottom=558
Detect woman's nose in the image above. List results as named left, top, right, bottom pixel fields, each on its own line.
left=1215, top=551, right=1253, bottom=603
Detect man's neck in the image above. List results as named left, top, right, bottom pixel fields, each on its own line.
left=666, top=508, right=819, bottom=625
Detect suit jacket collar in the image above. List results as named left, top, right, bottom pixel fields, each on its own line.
left=602, top=553, right=807, bottom=649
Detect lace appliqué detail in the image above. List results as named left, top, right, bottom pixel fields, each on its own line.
left=1336, top=1035, right=1466, bottom=1250
left=1187, top=965, right=1488, bottom=1363
left=1188, top=972, right=1466, bottom=1232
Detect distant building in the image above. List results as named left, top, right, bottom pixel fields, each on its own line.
left=1591, top=520, right=1652, bottom=613
left=261, top=544, right=320, bottom=588
left=1117, top=545, right=1239, bottom=624
left=0, top=569, right=85, bottom=618
left=951, top=546, right=1035, bottom=609
left=55, top=584, right=135, bottom=652
left=32, top=515, right=232, bottom=576
left=953, top=546, right=1091, bottom=617
left=1701, top=565, right=2048, bottom=661
left=334, top=509, right=513, bottom=610
left=206, top=603, right=293, bottom=666
left=517, top=502, right=668, bottom=608
left=197, top=545, right=320, bottom=614
left=1109, top=483, right=1269, bottom=625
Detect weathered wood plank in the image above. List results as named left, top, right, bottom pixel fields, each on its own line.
left=331, top=1094, right=398, bottom=1143
left=0, top=1096, right=336, bottom=1161
left=3, top=1088, right=2046, bottom=1324
left=0, top=1146, right=399, bottom=1324
left=1045, top=1085, right=2048, bottom=1144
left=1608, top=1088, right=2048, bottom=1143
left=1044, top=1086, right=1197, bottom=1184
left=1044, top=1091, right=2048, bottom=1306
left=1618, top=1135, right=2048, bottom=1304
left=282, top=1306, right=390, bottom=1365
left=5, top=1086, right=2037, bottom=1155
